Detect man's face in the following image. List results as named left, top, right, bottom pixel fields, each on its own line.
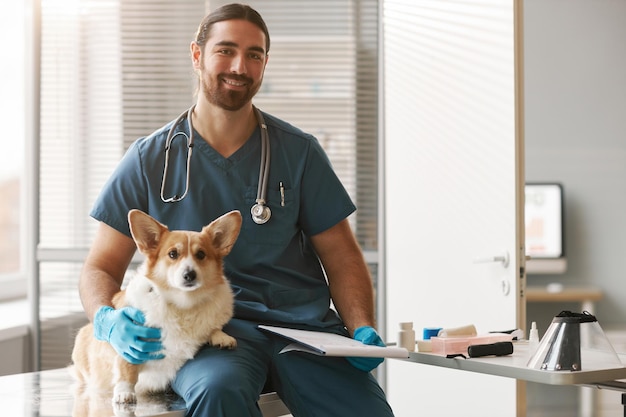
left=194, top=19, right=268, bottom=111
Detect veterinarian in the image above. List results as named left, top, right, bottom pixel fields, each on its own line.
left=78, top=3, right=395, bottom=416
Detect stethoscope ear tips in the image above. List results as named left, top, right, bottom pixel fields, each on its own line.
left=251, top=203, right=271, bottom=225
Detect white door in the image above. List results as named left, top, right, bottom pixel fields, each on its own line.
left=382, top=1, right=525, bottom=416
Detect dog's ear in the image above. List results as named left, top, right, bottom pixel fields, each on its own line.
left=203, top=210, right=242, bottom=256
left=128, top=209, right=169, bottom=255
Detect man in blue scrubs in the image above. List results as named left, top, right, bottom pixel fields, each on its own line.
left=79, top=3, right=395, bottom=416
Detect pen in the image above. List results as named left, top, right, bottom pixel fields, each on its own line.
left=279, top=182, right=285, bottom=207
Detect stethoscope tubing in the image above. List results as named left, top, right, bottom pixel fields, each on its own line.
left=252, top=107, right=271, bottom=224
left=160, top=105, right=195, bottom=203
left=160, top=105, right=271, bottom=224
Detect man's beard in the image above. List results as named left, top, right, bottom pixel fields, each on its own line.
left=200, top=72, right=261, bottom=111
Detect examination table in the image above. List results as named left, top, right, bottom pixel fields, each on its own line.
left=0, top=367, right=290, bottom=417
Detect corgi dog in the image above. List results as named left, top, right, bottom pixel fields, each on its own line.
left=71, top=209, right=241, bottom=406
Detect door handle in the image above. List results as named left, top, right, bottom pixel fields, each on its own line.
left=473, top=251, right=511, bottom=295
left=473, top=251, right=510, bottom=268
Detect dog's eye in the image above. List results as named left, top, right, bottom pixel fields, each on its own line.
left=196, top=251, right=206, bottom=260
left=168, top=250, right=179, bottom=259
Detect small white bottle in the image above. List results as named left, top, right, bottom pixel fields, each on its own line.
left=398, top=322, right=416, bottom=352
left=528, top=321, right=539, bottom=356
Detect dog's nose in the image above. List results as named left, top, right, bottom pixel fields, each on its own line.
left=183, top=269, right=197, bottom=283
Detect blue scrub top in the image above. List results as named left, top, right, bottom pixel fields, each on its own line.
left=91, top=109, right=356, bottom=331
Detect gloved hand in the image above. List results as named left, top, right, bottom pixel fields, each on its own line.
left=93, top=306, right=164, bottom=365
left=346, top=326, right=385, bottom=372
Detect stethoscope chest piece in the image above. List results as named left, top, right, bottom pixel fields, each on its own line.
left=251, top=202, right=271, bottom=224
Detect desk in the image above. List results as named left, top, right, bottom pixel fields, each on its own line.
left=0, top=368, right=287, bottom=417
left=406, top=343, right=626, bottom=387
left=403, top=343, right=626, bottom=415
left=526, top=286, right=603, bottom=313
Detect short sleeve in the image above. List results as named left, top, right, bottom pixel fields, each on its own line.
left=298, top=137, right=356, bottom=236
left=90, top=140, right=149, bottom=237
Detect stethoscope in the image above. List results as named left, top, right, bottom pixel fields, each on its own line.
left=160, top=105, right=272, bottom=225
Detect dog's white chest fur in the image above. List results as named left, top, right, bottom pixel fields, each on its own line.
left=124, top=273, right=234, bottom=393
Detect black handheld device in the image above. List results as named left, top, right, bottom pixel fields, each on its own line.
left=467, top=341, right=514, bottom=358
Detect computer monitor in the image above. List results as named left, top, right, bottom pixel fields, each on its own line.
left=525, top=182, right=567, bottom=274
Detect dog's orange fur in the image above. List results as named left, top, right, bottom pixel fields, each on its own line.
left=71, top=209, right=241, bottom=406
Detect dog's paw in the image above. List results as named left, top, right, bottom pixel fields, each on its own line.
left=210, top=330, right=237, bottom=349
left=113, top=382, right=137, bottom=405
left=112, top=391, right=137, bottom=405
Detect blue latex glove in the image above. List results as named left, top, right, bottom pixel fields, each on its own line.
left=93, top=306, right=164, bottom=365
left=346, top=326, right=385, bottom=372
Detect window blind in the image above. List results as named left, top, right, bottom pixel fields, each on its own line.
left=37, top=0, right=379, bottom=369
left=38, top=0, right=204, bottom=370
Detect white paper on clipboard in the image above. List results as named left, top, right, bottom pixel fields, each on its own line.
left=258, top=325, right=409, bottom=358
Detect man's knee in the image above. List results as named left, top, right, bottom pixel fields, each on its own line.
left=179, top=372, right=261, bottom=416
left=185, top=371, right=247, bottom=397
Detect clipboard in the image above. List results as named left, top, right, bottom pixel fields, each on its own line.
left=258, top=325, right=409, bottom=358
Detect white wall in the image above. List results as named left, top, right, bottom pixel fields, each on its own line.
left=524, top=0, right=626, bottom=414
left=525, top=0, right=626, bottom=326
